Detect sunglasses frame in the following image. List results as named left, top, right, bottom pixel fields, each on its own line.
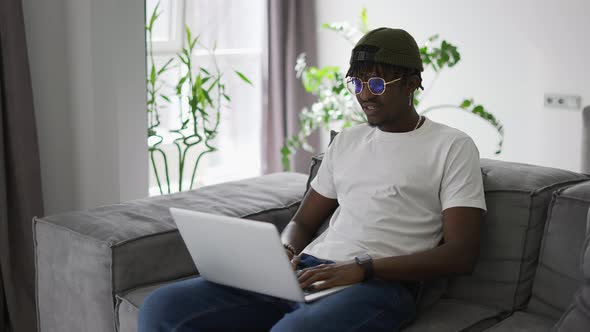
left=345, top=77, right=402, bottom=96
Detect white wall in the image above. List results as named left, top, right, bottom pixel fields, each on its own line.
left=23, top=0, right=148, bottom=215
left=316, top=0, right=590, bottom=172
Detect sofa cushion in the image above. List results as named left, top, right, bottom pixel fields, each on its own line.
left=483, top=311, right=556, bottom=331
left=115, top=277, right=193, bottom=332
left=34, top=172, right=308, bottom=332
left=403, top=299, right=503, bottom=332
left=118, top=283, right=501, bottom=332
left=551, top=208, right=590, bottom=331
left=526, top=182, right=590, bottom=319
left=444, top=160, right=588, bottom=311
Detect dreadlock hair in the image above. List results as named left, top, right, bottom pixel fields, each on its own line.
left=346, top=45, right=424, bottom=91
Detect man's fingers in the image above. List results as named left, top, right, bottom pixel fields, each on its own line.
left=285, top=249, right=294, bottom=260
left=297, top=268, right=317, bottom=282
left=290, top=255, right=301, bottom=270
left=313, top=278, right=336, bottom=291
left=299, top=271, right=331, bottom=289
left=300, top=264, right=328, bottom=273
left=298, top=265, right=330, bottom=280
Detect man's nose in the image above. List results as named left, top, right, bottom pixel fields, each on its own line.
left=358, top=82, right=375, bottom=101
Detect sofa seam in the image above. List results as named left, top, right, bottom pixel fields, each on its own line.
left=34, top=216, right=111, bottom=246
left=241, top=200, right=302, bottom=219
left=552, top=302, right=576, bottom=329
left=459, top=312, right=507, bottom=332
left=510, top=193, right=535, bottom=311
left=117, top=275, right=196, bottom=308
left=531, top=179, right=590, bottom=196
left=481, top=179, right=588, bottom=194
left=536, top=261, right=581, bottom=282
left=114, top=296, right=122, bottom=332
left=552, top=195, right=590, bottom=204
left=32, top=216, right=41, bottom=332
left=528, top=293, right=566, bottom=315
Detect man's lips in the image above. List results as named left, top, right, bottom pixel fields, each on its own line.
left=362, top=104, right=381, bottom=116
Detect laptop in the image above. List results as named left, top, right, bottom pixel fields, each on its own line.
left=169, top=207, right=352, bottom=302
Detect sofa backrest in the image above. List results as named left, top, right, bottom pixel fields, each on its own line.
left=307, top=152, right=589, bottom=310
left=443, top=159, right=588, bottom=311
left=525, top=181, right=590, bottom=319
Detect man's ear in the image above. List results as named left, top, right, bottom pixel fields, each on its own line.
left=405, top=74, right=420, bottom=94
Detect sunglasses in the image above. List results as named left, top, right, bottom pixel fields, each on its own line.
left=345, top=77, right=402, bottom=96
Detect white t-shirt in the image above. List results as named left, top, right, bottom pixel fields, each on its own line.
left=302, top=117, right=487, bottom=262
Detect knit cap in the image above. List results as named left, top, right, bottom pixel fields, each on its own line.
left=350, top=27, right=423, bottom=72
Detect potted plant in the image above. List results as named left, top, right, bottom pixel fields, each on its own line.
left=146, top=3, right=252, bottom=194
left=281, top=8, right=503, bottom=171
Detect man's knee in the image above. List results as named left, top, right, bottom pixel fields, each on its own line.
left=270, top=310, right=322, bottom=332
left=138, top=287, right=178, bottom=331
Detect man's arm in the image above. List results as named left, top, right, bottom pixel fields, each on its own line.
left=298, top=206, right=482, bottom=290
left=280, top=188, right=339, bottom=254
left=372, top=206, right=481, bottom=281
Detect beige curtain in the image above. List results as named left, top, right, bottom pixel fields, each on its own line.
left=0, top=0, right=45, bottom=331
left=263, top=0, right=320, bottom=174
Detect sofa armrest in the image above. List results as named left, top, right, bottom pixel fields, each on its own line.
left=34, top=172, right=307, bottom=332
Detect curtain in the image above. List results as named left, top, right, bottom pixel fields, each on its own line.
left=0, top=0, right=45, bottom=331
left=263, top=0, right=320, bottom=174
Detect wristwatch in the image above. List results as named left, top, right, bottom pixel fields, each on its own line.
left=354, top=253, right=373, bottom=281
left=283, top=243, right=297, bottom=256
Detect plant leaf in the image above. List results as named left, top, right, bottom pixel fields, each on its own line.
left=157, top=58, right=174, bottom=75
left=150, top=65, right=156, bottom=85
left=147, top=2, right=160, bottom=31
left=460, top=99, right=472, bottom=109
left=234, top=70, right=253, bottom=86
left=359, top=7, right=368, bottom=33
left=472, top=105, right=484, bottom=115
left=185, top=25, right=192, bottom=45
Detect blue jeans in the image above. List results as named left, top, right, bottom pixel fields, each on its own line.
left=138, top=254, right=418, bottom=332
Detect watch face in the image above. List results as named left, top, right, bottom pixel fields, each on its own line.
left=356, top=253, right=371, bottom=263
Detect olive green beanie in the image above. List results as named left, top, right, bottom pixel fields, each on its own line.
left=350, top=27, right=424, bottom=72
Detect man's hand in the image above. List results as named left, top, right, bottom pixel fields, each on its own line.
left=297, top=261, right=364, bottom=291
left=290, top=254, right=301, bottom=270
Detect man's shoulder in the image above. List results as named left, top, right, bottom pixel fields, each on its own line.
left=426, top=118, right=472, bottom=144
left=334, top=123, right=372, bottom=142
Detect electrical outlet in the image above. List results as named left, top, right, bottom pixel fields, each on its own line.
left=544, top=93, right=582, bottom=110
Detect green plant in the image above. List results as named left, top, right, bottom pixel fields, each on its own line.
left=146, top=3, right=252, bottom=195
left=281, top=8, right=503, bottom=171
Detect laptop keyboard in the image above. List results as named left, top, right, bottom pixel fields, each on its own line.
left=297, top=270, right=324, bottom=296
left=302, top=287, right=321, bottom=296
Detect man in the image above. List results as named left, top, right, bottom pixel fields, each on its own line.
left=139, top=27, right=486, bottom=332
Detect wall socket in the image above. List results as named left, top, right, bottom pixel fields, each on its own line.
left=544, top=93, right=582, bottom=110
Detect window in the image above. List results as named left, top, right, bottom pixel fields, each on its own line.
left=146, top=0, right=266, bottom=195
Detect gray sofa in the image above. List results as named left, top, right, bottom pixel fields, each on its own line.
left=34, top=156, right=590, bottom=331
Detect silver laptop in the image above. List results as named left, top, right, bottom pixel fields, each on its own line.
left=170, top=207, right=352, bottom=302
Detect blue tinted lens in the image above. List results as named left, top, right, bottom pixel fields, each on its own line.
left=368, top=78, right=385, bottom=94
left=352, top=78, right=362, bottom=94
left=346, top=77, right=363, bottom=94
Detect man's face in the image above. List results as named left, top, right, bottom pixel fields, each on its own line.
left=353, top=66, right=410, bottom=129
